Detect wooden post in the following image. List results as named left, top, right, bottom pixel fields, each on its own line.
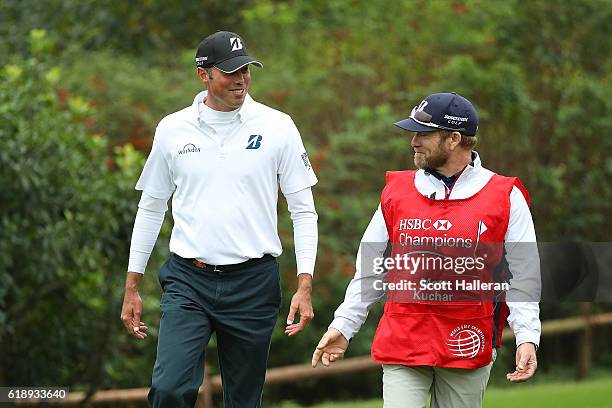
left=576, top=302, right=592, bottom=380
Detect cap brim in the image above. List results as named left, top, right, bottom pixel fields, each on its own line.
left=215, top=55, right=263, bottom=73
left=394, top=117, right=438, bottom=133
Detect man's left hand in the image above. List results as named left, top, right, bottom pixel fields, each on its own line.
left=285, top=274, right=314, bottom=336
left=507, top=342, right=538, bottom=383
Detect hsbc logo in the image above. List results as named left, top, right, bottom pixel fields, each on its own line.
left=398, top=218, right=453, bottom=231
left=433, top=219, right=452, bottom=231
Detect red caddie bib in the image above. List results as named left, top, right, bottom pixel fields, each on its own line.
left=371, top=170, right=529, bottom=369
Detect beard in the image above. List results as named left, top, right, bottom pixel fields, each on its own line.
left=414, top=142, right=450, bottom=170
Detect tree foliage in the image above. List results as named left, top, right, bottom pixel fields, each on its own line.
left=0, top=0, right=249, bottom=57
left=0, top=31, right=161, bottom=390
left=1, top=0, right=611, bottom=404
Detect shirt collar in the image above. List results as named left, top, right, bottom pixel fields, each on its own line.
left=425, top=151, right=481, bottom=188
left=192, top=90, right=256, bottom=124
left=469, top=150, right=480, bottom=168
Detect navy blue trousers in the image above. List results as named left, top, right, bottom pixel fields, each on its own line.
left=148, top=254, right=281, bottom=408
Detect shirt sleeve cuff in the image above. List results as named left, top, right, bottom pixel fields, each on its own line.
left=127, top=251, right=147, bottom=274
left=297, top=257, right=315, bottom=276
left=329, top=317, right=359, bottom=341
left=514, top=330, right=540, bottom=348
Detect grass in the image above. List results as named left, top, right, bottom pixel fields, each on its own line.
left=274, top=376, right=612, bottom=408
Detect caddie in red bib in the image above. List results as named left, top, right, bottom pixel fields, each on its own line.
left=313, top=92, right=541, bottom=408
left=373, top=169, right=527, bottom=369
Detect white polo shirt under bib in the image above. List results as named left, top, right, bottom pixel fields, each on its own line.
left=135, top=91, right=318, bottom=265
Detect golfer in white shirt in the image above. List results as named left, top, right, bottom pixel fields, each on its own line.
left=120, top=31, right=318, bottom=408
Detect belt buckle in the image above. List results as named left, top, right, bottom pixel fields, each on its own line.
left=193, top=260, right=207, bottom=268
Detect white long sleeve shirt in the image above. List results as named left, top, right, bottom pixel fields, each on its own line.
left=128, top=187, right=318, bottom=275
left=329, top=152, right=541, bottom=347
left=133, top=91, right=318, bottom=266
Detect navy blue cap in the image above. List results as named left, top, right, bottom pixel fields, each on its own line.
left=195, top=31, right=263, bottom=73
left=394, top=92, right=478, bottom=136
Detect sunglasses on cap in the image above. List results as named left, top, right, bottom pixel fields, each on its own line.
left=409, top=106, right=467, bottom=133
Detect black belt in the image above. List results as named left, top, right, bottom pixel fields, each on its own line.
left=177, top=254, right=275, bottom=273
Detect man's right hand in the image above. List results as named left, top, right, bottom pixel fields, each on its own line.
left=507, top=342, right=537, bottom=382
left=311, top=328, right=349, bottom=368
left=120, top=272, right=148, bottom=340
